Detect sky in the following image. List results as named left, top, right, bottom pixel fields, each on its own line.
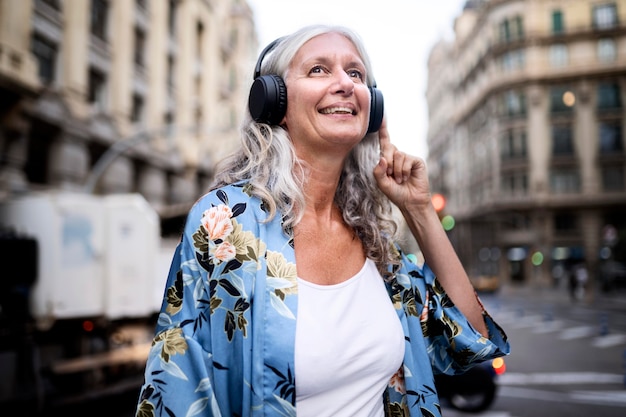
left=246, top=0, right=467, bottom=158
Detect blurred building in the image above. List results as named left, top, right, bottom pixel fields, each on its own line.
left=0, top=0, right=257, bottom=233
left=426, top=0, right=626, bottom=287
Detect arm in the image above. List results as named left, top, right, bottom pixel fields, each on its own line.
left=373, top=118, right=488, bottom=337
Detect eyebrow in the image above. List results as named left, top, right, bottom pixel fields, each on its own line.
left=300, top=55, right=366, bottom=71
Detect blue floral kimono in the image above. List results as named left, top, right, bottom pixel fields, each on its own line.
left=135, top=182, right=509, bottom=417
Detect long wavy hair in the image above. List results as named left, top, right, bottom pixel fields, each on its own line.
left=211, top=24, right=400, bottom=276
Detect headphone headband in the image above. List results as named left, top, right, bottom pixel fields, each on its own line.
left=253, top=37, right=285, bottom=79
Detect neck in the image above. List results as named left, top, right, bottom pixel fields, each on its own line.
left=292, top=137, right=351, bottom=215
left=300, top=159, right=343, bottom=215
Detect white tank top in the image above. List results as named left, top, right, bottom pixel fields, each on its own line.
left=295, top=258, right=405, bottom=417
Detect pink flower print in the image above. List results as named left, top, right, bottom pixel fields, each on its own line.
left=389, top=366, right=406, bottom=394
left=214, top=241, right=237, bottom=263
left=201, top=205, right=234, bottom=241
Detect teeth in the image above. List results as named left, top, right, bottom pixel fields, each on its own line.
left=320, top=107, right=354, bottom=115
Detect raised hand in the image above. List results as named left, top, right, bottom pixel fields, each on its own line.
left=373, top=117, right=432, bottom=212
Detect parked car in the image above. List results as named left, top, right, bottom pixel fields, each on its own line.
left=434, top=357, right=506, bottom=412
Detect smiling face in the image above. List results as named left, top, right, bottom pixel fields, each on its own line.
left=282, top=32, right=371, bottom=158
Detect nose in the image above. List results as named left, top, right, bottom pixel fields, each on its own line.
left=331, top=71, right=354, bottom=95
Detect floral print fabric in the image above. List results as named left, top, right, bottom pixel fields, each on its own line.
left=135, top=182, right=510, bottom=417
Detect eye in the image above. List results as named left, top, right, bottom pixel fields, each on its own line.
left=309, top=65, right=326, bottom=75
left=347, top=69, right=364, bottom=81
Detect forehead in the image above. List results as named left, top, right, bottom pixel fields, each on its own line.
left=291, top=32, right=363, bottom=65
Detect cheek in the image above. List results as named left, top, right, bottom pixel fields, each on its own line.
left=284, top=91, right=313, bottom=125
left=358, top=87, right=372, bottom=112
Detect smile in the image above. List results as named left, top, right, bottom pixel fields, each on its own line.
left=319, top=107, right=355, bottom=115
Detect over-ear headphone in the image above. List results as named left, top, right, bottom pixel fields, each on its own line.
left=248, top=37, right=384, bottom=133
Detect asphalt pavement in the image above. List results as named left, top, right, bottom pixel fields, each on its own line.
left=456, top=281, right=626, bottom=417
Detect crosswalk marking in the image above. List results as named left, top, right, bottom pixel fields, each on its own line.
left=474, top=299, right=626, bottom=413
left=592, top=333, right=626, bottom=348
left=487, top=304, right=626, bottom=349
left=559, top=325, right=597, bottom=340
left=499, top=372, right=624, bottom=385
left=499, top=386, right=626, bottom=407
left=441, top=408, right=513, bottom=417
left=532, top=319, right=565, bottom=334
left=510, top=314, right=544, bottom=329
left=570, top=390, right=626, bottom=405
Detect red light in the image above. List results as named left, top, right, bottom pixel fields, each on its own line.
left=82, top=320, right=94, bottom=332
left=431, top=193, right=446, bottom=212
left=492, top=357, right=506, bottom=375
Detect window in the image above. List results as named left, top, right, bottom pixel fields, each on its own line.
left=598, top=38, right=617, bottom=62
left=131, top=94, right=144, bottom=123
left=499, top=15, right=524, bottom=42
left=196, top=21, right=204, bottom=56
left=500, top=19, right=510, bottom=42
left=91, top=0, right=108, bottom=40
left=501, top=171, right=528, bottom=196
left=167, top=56, right=175, bottom=88
left=599, top=122, right=623, bottom=154
left=168, top=0, right=177, bottom=36
left=597, top=82, right=621, bottom=109
left=554, top=213, right=577, bottom=232
left=549, top=44, right=568, bottom=67
left=550, top=169, right=580, bottom=193
left=501, top=49, right=525, bottom=72
left=88, top=68, right=107, bottom=111
left=164, top=112, right=175, bottom=137
left=40, top=0, right=60, bottom=9
left=501, top=90, right=526, bottom=117
left=602, top=165, right=625, bottom=191
left=593, top=3, right=618, bottom=29
left=134, top=28, right=146, bottom=67
left=552, top=10, right=564, bottom=34
left=501, top=129, right=527, bottom=159
left=194, top=106, right=203, bottom=134
left=552, top=125, right=574, bottom=155
left=31, top=34, right=57, bottom=85
left=550, top=86, right=575, bottom=113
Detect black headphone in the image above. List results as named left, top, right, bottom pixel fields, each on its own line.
left=248, top=37, right=384, bottom=133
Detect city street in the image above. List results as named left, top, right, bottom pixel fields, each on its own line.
left=2, top=1, right=625, bottom=416
left=443, top=283, right=626, bottom=417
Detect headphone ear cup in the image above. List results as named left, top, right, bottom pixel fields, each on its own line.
left=367, top=87, right=384, bottom=133
left=248, top=74, right=288, bottom=125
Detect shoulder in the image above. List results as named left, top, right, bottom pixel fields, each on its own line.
left=190, top=182, right=258, bottom=214
left=185, top=182, right=271, bottom=230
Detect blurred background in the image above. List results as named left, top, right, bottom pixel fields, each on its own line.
left=1, top=0, right=626, bottom=416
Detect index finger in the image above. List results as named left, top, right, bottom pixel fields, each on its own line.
left=378, top=116, right=396, bottom=176
left=378, top=116, right=391, bottom=150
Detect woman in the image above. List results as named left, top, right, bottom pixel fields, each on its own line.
left=135, top=24, right=509, bottom=417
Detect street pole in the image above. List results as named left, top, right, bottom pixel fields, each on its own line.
left=82, top=124, right=229, bottom=194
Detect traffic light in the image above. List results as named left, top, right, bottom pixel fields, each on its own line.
left=431, top=193, right=455, bottom=231
left=431, top=193, right=446, bottom=213
left=441, top=215, right=455, bottom=231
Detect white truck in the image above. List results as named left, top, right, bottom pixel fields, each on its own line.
left=0, top=192, right=172, bottom=412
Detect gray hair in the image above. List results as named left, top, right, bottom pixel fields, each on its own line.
left=211, top=24, right=400, bottom=276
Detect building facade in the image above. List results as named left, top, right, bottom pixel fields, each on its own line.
left=0, top=0, right=257, bottom=232
left=426, top=0, right=626, bottom=289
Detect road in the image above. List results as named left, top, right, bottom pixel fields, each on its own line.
left=443, top=284, right=626, bottom=417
